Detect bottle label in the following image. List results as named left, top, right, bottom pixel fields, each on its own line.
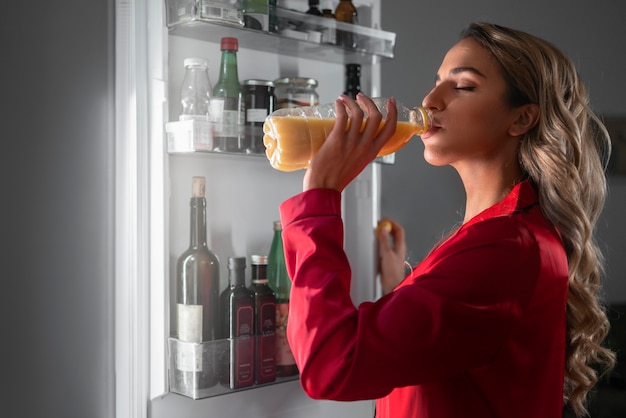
left=210, top=98, right=243, bottom=137
left=177, top=303, right=203, bottom=343
left=236, top=305, right=254, bottom=336
left=260, top=301, right=276, bottom=333
left=275, top=303, right=296, bottom=366
left=257, top=333, right=276, bottom=381
left=175, top=340, right=202, bottom=372
left=246, top=108, right=269, bottom=123
left=233, top=335, right=254, bottom=387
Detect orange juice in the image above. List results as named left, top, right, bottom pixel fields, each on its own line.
left=263, top=116, right=428, bottom=172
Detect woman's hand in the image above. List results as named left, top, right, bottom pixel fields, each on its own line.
left=303, top=94, right=398, bottom=192
left=376, top=218, right=407, bottom=294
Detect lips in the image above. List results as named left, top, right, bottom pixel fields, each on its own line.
left=421, top=119, right=441, bottom=140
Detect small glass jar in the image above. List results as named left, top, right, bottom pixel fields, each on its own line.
left=273, top=77, right=320, bottom=109
left=243, top=79, right=275, bottom=154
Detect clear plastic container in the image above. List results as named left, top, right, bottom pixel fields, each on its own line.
left=262, top=98, right=431, bottom=172
left=273, top=77, right=319, bottom=109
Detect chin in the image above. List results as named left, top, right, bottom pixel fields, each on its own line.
left=423, top=150, right=449, bottom=167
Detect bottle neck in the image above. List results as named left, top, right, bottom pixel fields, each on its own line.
left=217, top=50, right=240, bottom=89
left=344, top=74, right=360, bottom=98
left=251, top=264, right=268, bottom=282
left=229, top=268, right=246, bottom=287
left=189, top=197, right=208, bottom=249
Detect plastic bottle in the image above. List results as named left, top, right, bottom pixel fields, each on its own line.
left=343, top=63, right=361, bottom=99
left=180, top=58, right=212, bottom=121
left=262, top=98, right=432, bottom=172
left=267, top=221, right=298, bottom=377
left=210, top=37, right=244, bottom=153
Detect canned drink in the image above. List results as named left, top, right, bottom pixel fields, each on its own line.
left=243, top=79, right=275, bottom=154
left=273, top=77, right=320, bottom=109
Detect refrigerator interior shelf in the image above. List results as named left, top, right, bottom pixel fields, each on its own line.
left=168, top=337, right=299, bottom=400
left=165, top=0, right=396, bottom=64
left=166, top=119, right=267, bottom=156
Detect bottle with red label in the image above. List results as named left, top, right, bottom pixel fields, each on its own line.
left=249, top=255, right=277, bottom=384
left=219, top=256, right=254, bottom=389
left=267, top=221, right=298, bottom=376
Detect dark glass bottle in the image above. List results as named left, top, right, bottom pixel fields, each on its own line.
left=343, top=63, right=361, bottom=99
left=175, top=176, right=220, bottom=389
left=219, top=257, right=255, bottom=389
left=267, top=221, right=298, bottom=376
left=305, top=0, right=322, bottom=16
left=334, top=0, right=358, bottom=49
left=249, top=255, right=277, bottom=384
left=320, top=6, right=336, bottom=45
left=211, top=37, right=245, bottom=153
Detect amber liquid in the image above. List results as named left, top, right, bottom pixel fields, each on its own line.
left=263, top=116, right=427, bottom=172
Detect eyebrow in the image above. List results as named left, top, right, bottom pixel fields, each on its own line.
left=435, top=66, right=487, bottom=82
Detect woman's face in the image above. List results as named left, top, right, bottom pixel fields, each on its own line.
left=420, top=38, right=521, bottom=171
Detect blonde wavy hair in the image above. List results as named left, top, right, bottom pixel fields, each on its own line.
left=461, top=22, right=615, bottom=416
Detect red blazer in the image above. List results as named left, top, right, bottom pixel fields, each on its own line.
left=279, top=181, right=568, bottom=418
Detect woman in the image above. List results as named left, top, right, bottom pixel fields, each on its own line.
left=278, top=22, right=615, bottom=417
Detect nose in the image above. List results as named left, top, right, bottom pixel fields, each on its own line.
left=422, top=86, right=442, bottom=111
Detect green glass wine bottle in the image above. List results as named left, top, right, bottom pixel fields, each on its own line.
left=267, top=221, right=298, bottom=376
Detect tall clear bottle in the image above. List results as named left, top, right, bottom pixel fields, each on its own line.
left=180, top=57, right=212, bottom=121
left=219, top=257, right=254, bottom=389
left=334, top=0, right=358, bottom=49
left=175, top=176, right=221, bottom=389
left=343, top=63, right=361, bottom=99
left=267, top=221, right=298, bottom=376
left=263, top=98, right=432, bottom=172
left=249, top=255, right=277, bottom=384
left=210, top=37, right=245, bottom=153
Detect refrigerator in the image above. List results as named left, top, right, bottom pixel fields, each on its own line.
left=114, top=1, right=397, bottom=417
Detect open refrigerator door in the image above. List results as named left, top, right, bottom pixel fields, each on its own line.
left=115, top=1, right=394, bottom=417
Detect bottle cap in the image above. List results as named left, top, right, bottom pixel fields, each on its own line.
left=273, top=77, right=318, bottom=87
left=228, top=256, right=246, bottom=270
left=191, top=176, right=205, bottom=198
left=184, top=57, right=208, bottom=68
left=273, top=220, right=282, bottom=231
left=251, top=254, right=268, bottom=265
left=220, top=37, right=238, bottom=51
left=243, top=79, right=275, bottom=87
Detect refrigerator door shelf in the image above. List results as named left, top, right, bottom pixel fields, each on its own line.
left=166, top=0, right=244, bottom=28
left=166, top=120, right=269, bottom=156
left=168, top=337, right=298, bottom=400
left=165, top=0, right=396, bottom=64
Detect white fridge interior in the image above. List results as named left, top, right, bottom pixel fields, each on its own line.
left=114, top=0, right=396, bottom=416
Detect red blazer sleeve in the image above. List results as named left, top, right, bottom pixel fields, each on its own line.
left=280, top=188, right=544, bottom=401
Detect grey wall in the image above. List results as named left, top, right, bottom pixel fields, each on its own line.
left=380, top=0, right=626, bottom=303
left=1, top=0, right=115, bottom=417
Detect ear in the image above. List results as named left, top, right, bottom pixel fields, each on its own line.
left=509, top=103, right=540, bottom=137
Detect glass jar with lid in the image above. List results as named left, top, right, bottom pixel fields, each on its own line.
left=242, top=79, right=275, bottom=154
left=273, top=77, right=320, bottom=109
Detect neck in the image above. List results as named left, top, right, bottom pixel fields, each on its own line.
left=456, top=161, right=522, bottom=224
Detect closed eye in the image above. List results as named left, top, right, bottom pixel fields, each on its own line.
left=455, top=86, right=476, bottom=91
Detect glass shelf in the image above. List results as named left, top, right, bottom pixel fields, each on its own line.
left=165, top=0, right=396, bottom=64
